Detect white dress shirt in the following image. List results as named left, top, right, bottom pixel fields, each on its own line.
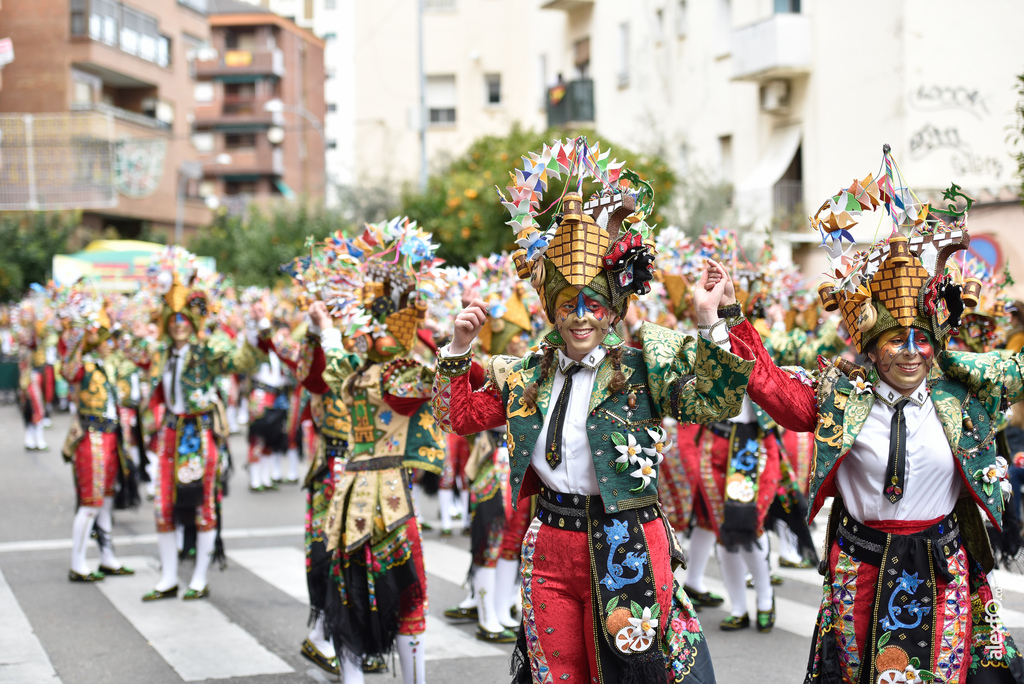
left=529, top=348, right=605, bottom=495
left=253, top=352, right=286, bottom=388
left=836, top=379, right=960, bottom=522
left=163, top=345, right=189, bottom=416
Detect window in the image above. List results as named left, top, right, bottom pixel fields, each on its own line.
left=157, top=35, right=171, bottom=68
left=192, top=132, right=215, bottom=152
left=71, top=68, right=102, bottom=105
left=225, top=133, right=257, bottom=149
left=655, top=8, right=664, bottom=42
left=426, top=75, right=456, bottom=126
left=327, top=102, right=337, bottom=113
left=324, top=0, right=336, bottom=8
left=774, top=0, right=800, bottom=12
left=225, top=180, right=258, bottom=195
left=83, top=0, right=167, bottom=65
left=718, top=134, right=733, bottom=182
left=194, top=82, right=214, bottom=102
left=573, top=37, right=590, bottom=78
left=485, top=74, right=501, bottom=106
left=676, top=0, right=688, bottom=37
left=617, top=23, right=630, bottom=87
left=71, top=0, right=87, bottom=36
left=225, top=29, right=256, bottom=51
left=327, top=140, right=338, bottom=149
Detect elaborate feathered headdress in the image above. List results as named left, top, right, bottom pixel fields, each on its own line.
left=500, top=137, right=658, bottom=322
left=147, top=246, right=211, bottom=337
left=813, top=146, right=980, bottom=354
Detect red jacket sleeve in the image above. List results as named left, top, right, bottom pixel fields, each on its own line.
left=730, top=320, right=818, bottom=433
left=299, top=339, right=330, bottom=395
left=432, top=368, right=507, bottom=435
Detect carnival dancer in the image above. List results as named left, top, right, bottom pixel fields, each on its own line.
left=432, top=138, right=754, bottom=684
left=717, top=147, right=1024, bottom=684
left=247, top=320, right=297, bottom=492
left=290, top=217, right=447, bottom=684
left=140, top=249, right=266, bottom=601
left=61, top=300, right=139, bottom=582
left=18, top=303, right=50, bottom=450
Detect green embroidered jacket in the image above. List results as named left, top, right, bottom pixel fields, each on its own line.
left=733, top=319, right=1024, bottom=531
left=432, top=322, right=755, bottom=514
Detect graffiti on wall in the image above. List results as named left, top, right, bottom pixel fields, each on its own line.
left=907, top=84, right=1006, bottom=180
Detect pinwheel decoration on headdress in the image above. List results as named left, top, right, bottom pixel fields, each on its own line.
left=814, top=145, right=979, bottom=353
left=282, top=217, right=446, bottom=360
left=146, top=246, right=212, bottom=337
left=498, top=136, right=657, bottom=322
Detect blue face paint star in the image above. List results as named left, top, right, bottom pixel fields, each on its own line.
left=576, top=292, right=587, bottom=319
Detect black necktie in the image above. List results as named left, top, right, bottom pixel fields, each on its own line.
left=168, top=352, right=181, bottom=406
left=884, top=397, right=910, bottom=504
left=544, top=363, right=582, bottom=470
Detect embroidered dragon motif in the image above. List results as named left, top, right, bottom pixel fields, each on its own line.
left=599, top=519, right=647, bottom=591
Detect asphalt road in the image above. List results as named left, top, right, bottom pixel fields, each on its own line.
left=3, top=406, right=1021, bottom=683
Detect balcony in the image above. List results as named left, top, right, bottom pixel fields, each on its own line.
left=194, top=96, right=276, bottom=128
left=731, top=14, right=811, bottom=82
left=194, top=48, right=285, bottom=79
left=541, top=0, right=593, bottom=10
left=203, top=146, right=283, bottom=176
left=546, top=78, right=594, bottom=128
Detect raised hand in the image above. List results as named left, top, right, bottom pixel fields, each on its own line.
left=450, top=298, right=488, bottom=355
left=308, top=300, right=332, bottom=331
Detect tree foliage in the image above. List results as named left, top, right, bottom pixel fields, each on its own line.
left=0, top=211, right=79, bottom=301
left=189, top=204, right=351, bottom=287
left=399, top=124, right=678, bottom=266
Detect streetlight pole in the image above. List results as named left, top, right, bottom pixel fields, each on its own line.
left=263, top=99, right=327, bottom=202
left=417, top=0, right=427, bottom=191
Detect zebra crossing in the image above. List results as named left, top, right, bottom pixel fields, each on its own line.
left=3, top=520, right=1024, bottom=683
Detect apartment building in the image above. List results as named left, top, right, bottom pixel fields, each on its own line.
left=540, top=0, right=1024, bottom=286
left=192, top=0, right=325, bottom=210
left=0, top=0, right=212, bottom=237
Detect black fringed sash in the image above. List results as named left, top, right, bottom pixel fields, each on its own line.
left=714, top=421, right=764, bottom=551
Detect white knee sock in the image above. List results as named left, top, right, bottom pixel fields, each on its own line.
left=259, top=456, right=273, bottom=488
left=776, top=522, right=801, bottom=564
left=340, top=648, right=365, bottom=684
left=249, top=459, right=262, bottom=489
left=35, top=423, right=47, bottom=449
left=458, top=584, right=475, bottom=610
left=270, top=452, right=283, bottom=481
left=474, top=566, right=504, bottom=633
left=740, top=533, right=774, bottom=612
left=155, top=531, right=179, bottom=591
left=396, top=633, right=426, bottom=684
left=188, top=529, right=217, bottom=591
left=24, top=422, right=37, bottom=449
left=306, top=613, right=335, bottom=657
left=716, top=544, right=749, bottom=618
left=438, top=488, right=454, bottom=531
left=411, top=483, right=424, bottom=522
left=97, top=497, right=121, bottom=569
left=286, top=447, right=300, bottom=480
left=458, top=489, right=470, bottom=527
left=685, top=527, right=717, bottom=593
left=494, top=557, right=521, bottom=629
left=70, top=506, right=100, bottom=574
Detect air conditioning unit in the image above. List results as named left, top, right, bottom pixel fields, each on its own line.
left=760, top=80, right=790, bottom=114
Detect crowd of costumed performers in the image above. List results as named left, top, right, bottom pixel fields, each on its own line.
left=14, top=138, right=1024, bottom=684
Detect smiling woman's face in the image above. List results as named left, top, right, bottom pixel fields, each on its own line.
left=552, top=287, right=614, bottom=361
left=868, top=326, right=935, bottom=393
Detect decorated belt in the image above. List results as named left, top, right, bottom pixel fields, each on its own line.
left=252, top=380, right=290, bottom=395
left=835, top=506, right=961, bottom=567
left=79, top=415, right=120, bottom=433
left=162, top=411, right=214, bottom=430
left=537, top=486, right=661, bottom=530
left=706, top=419, right=759, bottom=440
left=342, top=455, right=403, bottom=472
left=323, top=435, right=348, bottom=459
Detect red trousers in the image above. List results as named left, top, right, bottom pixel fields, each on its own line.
left=153, top=422, right=219, bottom=533
left=74, top=430, right=119, bottom=507
left=520, top=516, right=674, bottom=682
left=397, top=520, right=428, bottom=635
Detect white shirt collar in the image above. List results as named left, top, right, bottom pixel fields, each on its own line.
left=171, top=344, right=189, bottom=358
left=874, top=378, right=927, bottom=408
left=557, top=346, right=607, bottom=372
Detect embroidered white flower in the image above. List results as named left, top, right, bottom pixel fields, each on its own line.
left=642, top=427, right=671, bottom=465
left=369, top=320, right=389, bottom=339
left=726, top=479, right=755, bottom=503
left=629, top=457, right=656, bottom=489
left=851, top=377, right=873, bottom=395
left=615, top=434, right=641, bottom=466
left=625, top=606, right=659, bottom=651
left=903, top=664, right=923, bottom=684
left=982, top=456, right=1008, bottom=484
left=188, top=388, right=217, bottom=408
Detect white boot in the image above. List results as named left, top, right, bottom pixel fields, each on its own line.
left=35, top=423, right=48, bottom=450
left=70, top=506, right=100, bottom=575
left=24, top=423, right=37, bottom=450
left=188, top=529, right=217, bottom=593
left=306, top=613, right=335, bottom=659
left=259, top=456, right=274, bottom=488
left=285, top=447, right=300, bottom=482
left=68, top=401, right=78, bottom=417
left=340, top=648, right=365, bottom=684
left=411, top=482, right=425, bottom=522
left=494, top=558, right=521, bottom=629
left=458, top=489, right=470, bottom=529
left=96, top=497, right=124, bottom=570
left=396, top=633, right=426, bottom=684
left=475, top=566, right=506, bottom=634
left=153, top=531, right=180, bottom=592
left=438, top=488, right=455, bottom=533
left=249, top=459, right=262, bottom=490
